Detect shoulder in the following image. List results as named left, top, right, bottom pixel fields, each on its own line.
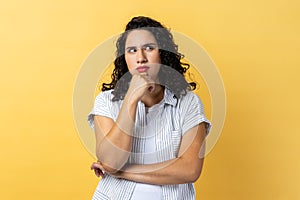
left=93, top=90, right=121, bottom=120
left=95, top=90, right=114, bottom=103
left=175, top=91, right=206, bottom=116
left=178, top=91, right=203, bottom=107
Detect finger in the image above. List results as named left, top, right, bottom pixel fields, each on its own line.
left=90, top=162, right=96, bottom=169
left=142, top=74, right=155, bottom=84
left=91, top=162, right=106, bottom=177
left=90, top=162, right=99, bottom=170
left=91, top=163, right=102, bottom=172
left=99, top=170, right=105, bottom=178
left=97, top=168, right=105, bottom=177
left=96, top=162, right=106, bottom=172
left=148, top=84, right=155, bottom=93
left=139, top=72, right=148, bottom=77
left=92, top=165, right=105, bottom=178
left=94, top=168, right=100, bottom=177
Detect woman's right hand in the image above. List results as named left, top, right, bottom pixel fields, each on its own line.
left=126, top=72, right=155, bottom=103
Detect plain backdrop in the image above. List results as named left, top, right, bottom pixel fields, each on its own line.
left=0, top=0, right=299, bottom=199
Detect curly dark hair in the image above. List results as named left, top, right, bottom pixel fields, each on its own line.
left=101, top=16, right=196, bottom=101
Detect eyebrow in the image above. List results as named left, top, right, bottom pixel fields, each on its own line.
left=125, top=43, right=158, bottom=50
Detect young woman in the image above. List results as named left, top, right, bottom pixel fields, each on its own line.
left=88, top=16, right=211, bottom=200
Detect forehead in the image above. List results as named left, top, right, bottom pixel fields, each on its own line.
left=125, top=29, right=157, bottom=46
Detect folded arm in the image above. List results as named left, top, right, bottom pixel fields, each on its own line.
left=94, top=96, right=137, bottom=173
left=94, top=74, right=157, bottom=173
left=109, top=123, right=207, bottom=185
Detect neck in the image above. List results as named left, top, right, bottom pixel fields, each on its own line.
left=141, top=85, right=164, bottom=107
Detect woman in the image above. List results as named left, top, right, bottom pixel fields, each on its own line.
left=88, top=16, right=211, bottom=200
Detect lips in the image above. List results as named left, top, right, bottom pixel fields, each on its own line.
left=136, top=66, right=150, bottom=73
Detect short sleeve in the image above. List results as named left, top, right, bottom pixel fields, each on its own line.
left=87, top=91, right=114, bottom=130
left=181, top=93, right=211, bottom=135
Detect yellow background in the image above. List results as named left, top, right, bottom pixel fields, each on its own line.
left=1, top=0, right=299, bottom=199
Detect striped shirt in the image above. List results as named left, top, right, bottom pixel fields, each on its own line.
left=88, top=88, right=211, bottom=200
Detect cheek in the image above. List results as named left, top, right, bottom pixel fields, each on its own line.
left=125, top=55, right=134, bottom=71
left=153, top=51, right=161, bottom=63
left=149, top=64, right=161, bottom=78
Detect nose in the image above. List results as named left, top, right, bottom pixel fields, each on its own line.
left=136, top=49, right=147, bottom=64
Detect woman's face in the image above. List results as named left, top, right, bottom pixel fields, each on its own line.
left=124, top=29, right=161, bottom=81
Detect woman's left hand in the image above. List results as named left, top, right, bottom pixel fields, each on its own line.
left=90, top=161, right=106, bottom=178
left=91, top=161, right=125, bottom=179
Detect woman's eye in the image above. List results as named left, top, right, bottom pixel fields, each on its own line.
left=127, top=48, right=137, bottom=53
left=144, top=46, right=155, bottom=51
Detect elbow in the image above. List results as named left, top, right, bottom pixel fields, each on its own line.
left=96, top=154, right=126, bottom=174
left=183, top=159, right=204, bottom=183
left=101, top=163, right=119, bottom=174
left=186, top=168, right=202, bottom=183
left=96, top=143, right=130, bottom=174
left=96, top=155, right=121, bottom=173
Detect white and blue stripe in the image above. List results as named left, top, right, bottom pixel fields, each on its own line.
left=88, top=88, right=211, bottom=200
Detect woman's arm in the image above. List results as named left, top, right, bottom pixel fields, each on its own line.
left=94, top=98, right=136, bottom=173
left=110, top=123, right=207, bottom=185
left=94, top=74, right=154, bottom=173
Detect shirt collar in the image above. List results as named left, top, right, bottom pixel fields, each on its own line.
left=164, top=87, right=177, bottom=106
